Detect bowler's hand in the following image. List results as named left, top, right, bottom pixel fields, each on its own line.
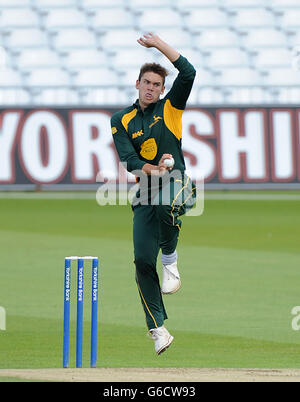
left=137, top=32, right=161, bottom=49
left=158, top=153, right=173, bottom=173
left=137, top=32, right=180, bottom=63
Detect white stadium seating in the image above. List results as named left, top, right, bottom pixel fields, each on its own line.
left=63, top=49, right=109, bottom=69
left=281, top=9, right=300, bottom=29
left=0, top=9, right=39, bottom=29
left=5, top=29, right=48, bottom=50
left=231, top=8, right=276, bottom=29
left=241, top=28, right=288, bottom=49
left=206, top=48, right=249, bottom=68
left=138, top=9, right=183, bottom=30
left=25, top=68, right=71, bottom=87
left=185, top=9, right=229, bottom=29
left=0, top=0, right=300, bottom=105
left=91, top=9, right=135, bottom=30
left=52, top=28, right=97, bottom=50
left=221, top=0, right=268, bottom=7
left=82, top=0, right=125, bottom=8
left=34, top=0, right=77, bottom=8
left=16, top=48, right=61, bottom=70
left=0, top=68, right=23, bottom=87
left=43, top=9, right=87, bottom=30
left=129, top=0, right=173, bottom=9
left=193, top=29, right=240, bottom=49
left=0, top=0, right=31, bottom=8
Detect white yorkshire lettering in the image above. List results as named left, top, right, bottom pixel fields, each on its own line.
left=20, top=111, right=68, bottom=184
left=0, top=108, right=299, bottom=185
left=219, top=110, right=267, bottom=181
left=71, top=112, right=116, bottom=182
left=0, top=112, right=22, bottom=183
left=271, top=111, right=295, bottom=181
left=182, top=110, right=216, bottom=181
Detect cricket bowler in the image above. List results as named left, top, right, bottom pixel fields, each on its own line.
left=111, top=33, right=196, bottom=355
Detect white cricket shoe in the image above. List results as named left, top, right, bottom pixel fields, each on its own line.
left=161, top=261, right=181, bottom=294
left=149, top=326, right=174, bottom=355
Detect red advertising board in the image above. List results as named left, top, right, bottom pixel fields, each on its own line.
left=0, top=107, right=299, bottom=188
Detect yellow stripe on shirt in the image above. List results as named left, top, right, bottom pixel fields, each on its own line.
left=121, top=108, right=137, bottom=132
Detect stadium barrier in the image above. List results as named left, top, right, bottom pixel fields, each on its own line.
left=0, top=107, right=299, bottom=190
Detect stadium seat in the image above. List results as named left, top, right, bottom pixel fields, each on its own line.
left=185, top=8, right=229, bottom=29
left=217, top=67, right=262, bottom=86
left=33, top=88, right=79, bottom=105
left=241, top=28, right=287, bottom=49
left=137, top=9, right=183, bottom=30
left=5, top=29, right=48, bottom=50
left=152, top=29, right=191, bottom=49
left=275, top=88, right=300, bottom=103
left=120, top=69, right=140, bottom=86
left=73, top=68, right=118, bottom=86
left=25, top=68, right=71, bottom=87
left=271, top=0, right=300, bottom=8
left=0, top=68, right=22, bottom=87
left=264, top=68, right=300, bottom=85
left=129, top=0, right=173, bottom=9
left=111, top=48, right=155, bottom=68
left=63, top=49, right=109, bottom=69
left=0, top=68, right=30, bottom=104
left=193, top=28, right=240, bottom=49
left=17, top=48, right=61, bottom=70
left=101, top=29, right=139, bottom=50
left=0, top=89, right=31, bottom=104
left=253, top=48, right=292, bottom=68
left=80, top=88, right=129, bottom=105
left=281, top=9, right=300, bottom=29
left=290, top=31, right=300, bottom=47
left=0, top=0, right=31, bottom=7
left=193, top=67, right=215, bottom=86
left=43, top=8, right=87, bottom=30
left=189, top=87, right=225, bottom=104
left=34, top=0, right=78, bottom=8
left=221, top=0, right=267, bottom=7
left=83, top=0, right=125, bottom=9
left=206, top=48, right=249, bottom=68
left=176, top=0, right=220, bottom=9
left=52, top=28, right=97, bottom=50
left=0, top=8, right=39, bottom=29
left=225, top=87, right=268, bottom=103
left=231, top=8, right=276, bottom=29
left=176, top=48, right=204, bottom=67
left=91, top=9, right=134, bottom=30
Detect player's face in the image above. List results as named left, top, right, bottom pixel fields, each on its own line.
left=136, top=72, right=165, bottom=109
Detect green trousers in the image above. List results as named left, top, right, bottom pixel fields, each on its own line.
left=132, top=174, right=196, bottom=330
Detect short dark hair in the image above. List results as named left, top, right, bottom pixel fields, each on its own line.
left=138, top=63, right=168, bottom=85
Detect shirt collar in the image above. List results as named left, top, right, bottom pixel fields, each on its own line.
left=134, top=99, right=157, bottom=114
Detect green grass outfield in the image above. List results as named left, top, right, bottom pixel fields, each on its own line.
left=0, top=191, right=300, bottom=369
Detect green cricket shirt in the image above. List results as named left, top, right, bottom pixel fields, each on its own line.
left=110, top=55, right=196, bottom=175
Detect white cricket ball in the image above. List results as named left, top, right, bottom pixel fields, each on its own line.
left=164, top=157, right=174, bottom=168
